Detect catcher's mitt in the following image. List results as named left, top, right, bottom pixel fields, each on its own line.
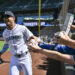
left=0, top=58, right=4, bottom=64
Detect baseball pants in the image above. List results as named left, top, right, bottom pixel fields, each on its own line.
left=9, top=52, right=32, bottom=75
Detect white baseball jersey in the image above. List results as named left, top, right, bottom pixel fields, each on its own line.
left=3, top=24, right=33, bottom=55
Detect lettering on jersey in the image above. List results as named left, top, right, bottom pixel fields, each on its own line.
left=6, top=35, right=22, bottom=42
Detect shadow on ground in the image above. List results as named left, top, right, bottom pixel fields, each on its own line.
left=37, top=57, right=62, bottom=75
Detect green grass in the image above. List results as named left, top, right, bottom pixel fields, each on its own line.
left=0, top=41, right=10, bottom=51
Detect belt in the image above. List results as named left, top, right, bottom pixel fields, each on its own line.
left=14, top=51, right=29, bottom=58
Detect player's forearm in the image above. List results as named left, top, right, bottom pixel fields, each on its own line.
left=28, top=35, right=42, bottom=43
left=39, top=49, right=75, bottom=64
left=57, top=37, right=75, bottom=49
left=28, top=35, right=37, bottom=42
left=61, top=38, right=75, bottom=49
left=1, top=44, right=9, bottom=54
left=40, top=49, right=60, bottom=59
left=67, top=39, right=75, bottom=49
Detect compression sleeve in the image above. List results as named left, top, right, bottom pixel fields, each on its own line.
left=0, top=44, right=9, bottom=54
left=38, top=43, right=56, bottom=50
left=55, top=44, right=75, bottom=55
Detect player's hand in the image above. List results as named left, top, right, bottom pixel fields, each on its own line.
left=54, top=31, right=70, bottom=45
left=28, top=42, right=42, bottom=53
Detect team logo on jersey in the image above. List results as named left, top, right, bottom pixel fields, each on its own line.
left=6, top=35, right=22, bottom=42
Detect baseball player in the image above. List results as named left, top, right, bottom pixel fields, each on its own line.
left=0, top=11, right=39, bottom=75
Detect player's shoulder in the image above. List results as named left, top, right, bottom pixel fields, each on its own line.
left=17, top=24, right=27, bottom=29
left=16, top=24, right=28, bottom=31
left=3, top=28, right=7, bottom=36
left=3, top=28, right=7, bottom=33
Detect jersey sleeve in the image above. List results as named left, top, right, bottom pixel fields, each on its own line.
left=2, top=30, right=8, bottom=44
left=22, top=26, right=33, bottom=39
left=1, top=43, right=9, bottom=54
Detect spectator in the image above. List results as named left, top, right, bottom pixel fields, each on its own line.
left=28, top=24, right=75, bottom=65
left=28, top=41, right=75, bottom=65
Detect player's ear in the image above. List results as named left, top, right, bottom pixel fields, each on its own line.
left=13, top=16, right=15, bottom=21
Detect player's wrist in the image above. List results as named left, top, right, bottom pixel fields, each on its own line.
left=38, top=48, right=45, bottom=53
left=67, top=38, right=75, bottom=47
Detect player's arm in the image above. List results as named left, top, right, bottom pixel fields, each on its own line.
left=66, top=39, right=75, bottom=49
left=28, top=43, right=75, bottom=65
left=28, top=35, right=38, bottom=41
left=1, top=30, right=9, bottom=56
left=54, top=31, right=75, bottom=49
left=22, top=26, right=42, bottom=43
left=28, top=35, right=42, bottom=43
left=40, top=49, right=75, bottom=65
left=0, top=43, right=9, bottom=55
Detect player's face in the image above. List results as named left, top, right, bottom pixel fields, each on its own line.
left=3, top=15, right=15, bottom=27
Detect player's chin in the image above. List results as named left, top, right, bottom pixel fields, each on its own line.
left=6, top=23, right=11, bottom=26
